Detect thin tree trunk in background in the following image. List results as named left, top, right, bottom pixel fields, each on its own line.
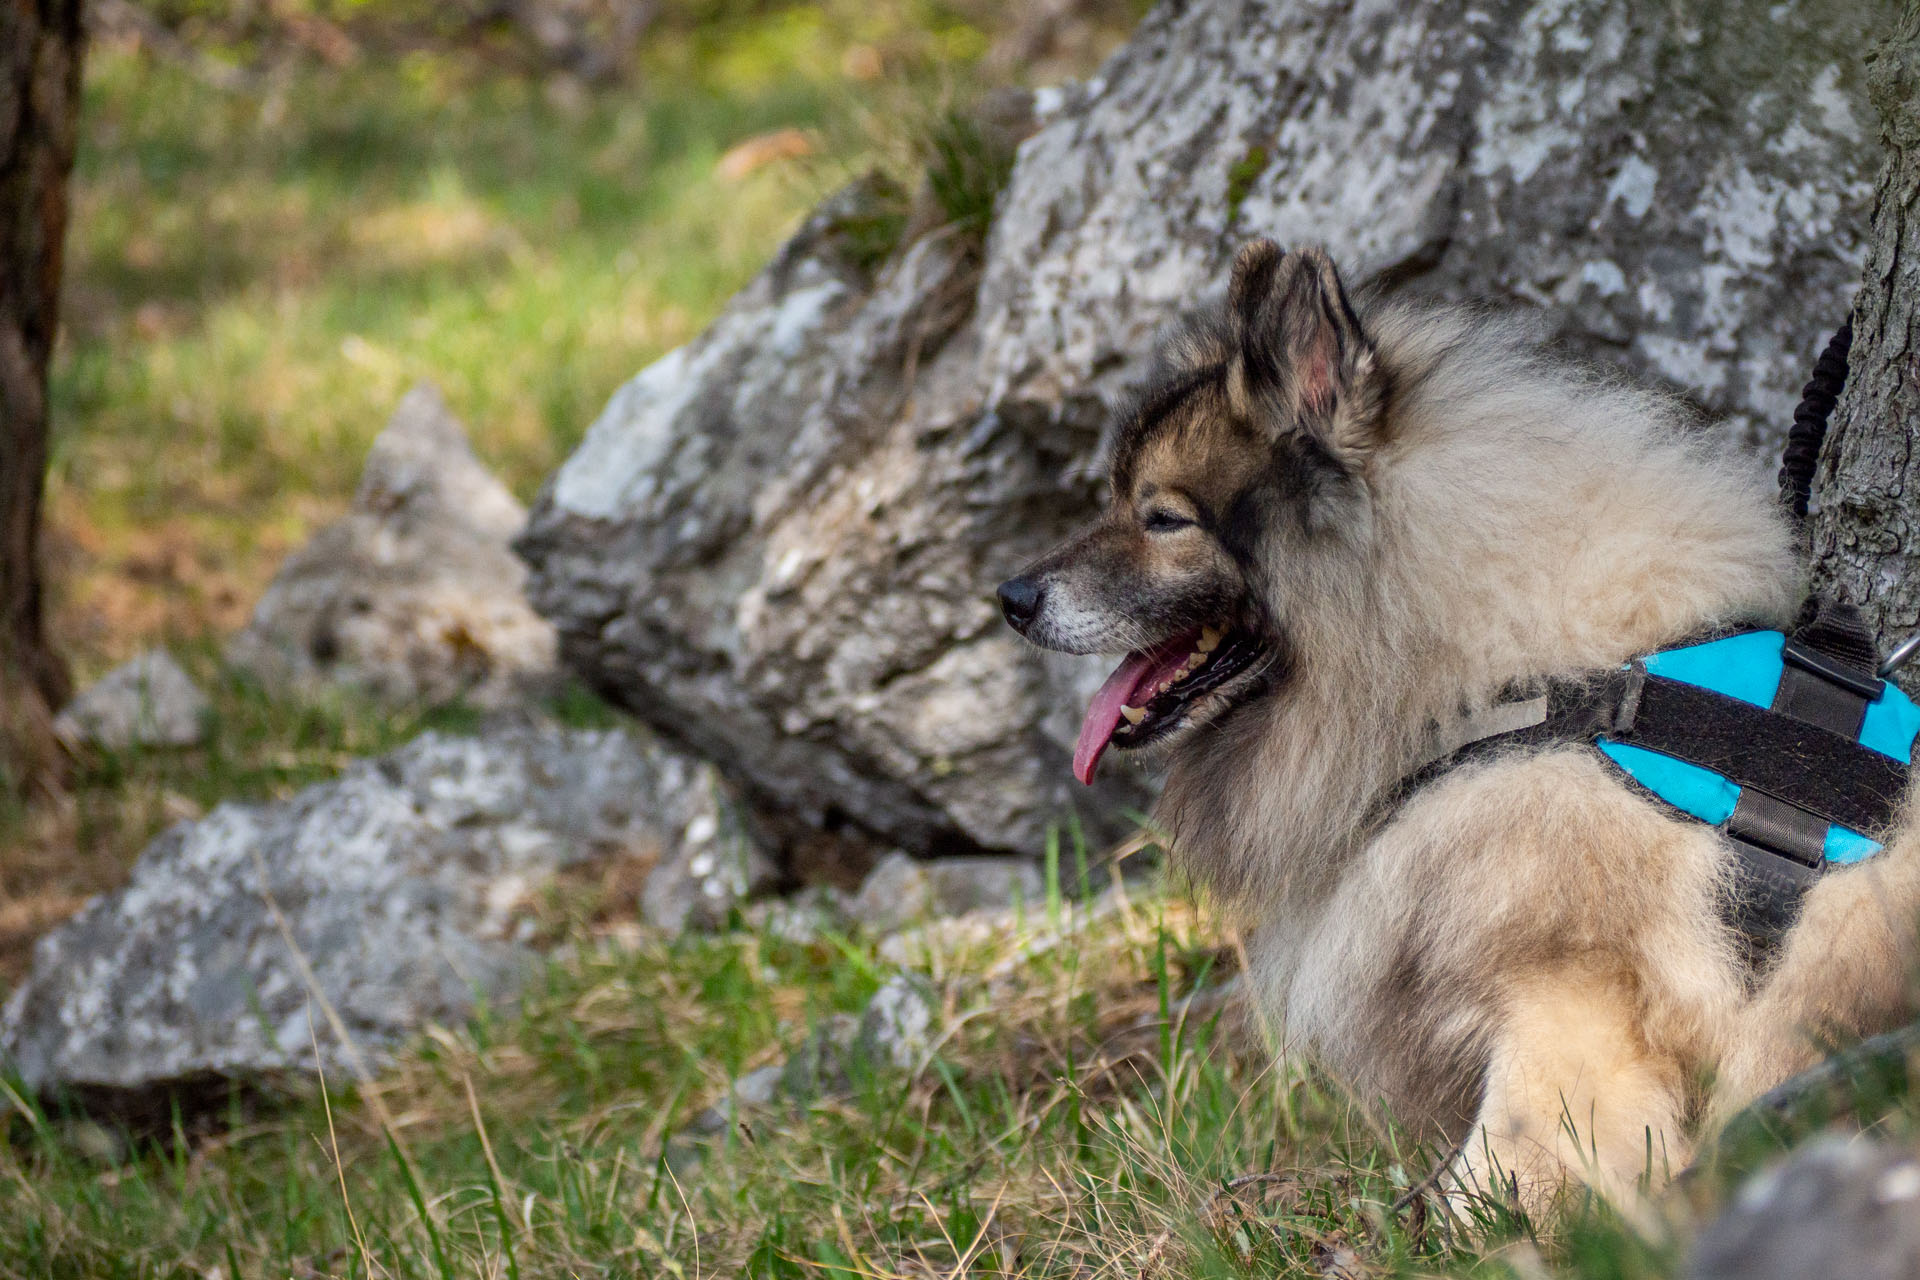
left=1811, top=1, right=1920, bottom=654
left=0, top=0, right=83, bottom=798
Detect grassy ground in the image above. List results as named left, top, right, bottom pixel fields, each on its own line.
left=0, top=859, right=1886, bottom=1279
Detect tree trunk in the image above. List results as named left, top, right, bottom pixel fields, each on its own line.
left=0, top=0, right=83, bottom=798
left=1810, top=1, right=1920, bottom=658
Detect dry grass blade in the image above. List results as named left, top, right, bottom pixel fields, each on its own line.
left=310, top=1009, right=375, bottom=1278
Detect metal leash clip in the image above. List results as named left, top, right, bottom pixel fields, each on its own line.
left=1880, top=632, right=1920, bottom=678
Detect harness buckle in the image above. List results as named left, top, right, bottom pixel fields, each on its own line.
left=1783, top=638, right=1886, bottom=700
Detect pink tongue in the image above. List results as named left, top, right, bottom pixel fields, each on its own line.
left=1072, top=639, right=1197, bottom=785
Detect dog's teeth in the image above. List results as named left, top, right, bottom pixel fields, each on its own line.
left=1120, top=705, right=1147, bottom=725
left=1198, top=627, right=1221, bottom=652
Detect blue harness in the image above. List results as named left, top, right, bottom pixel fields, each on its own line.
left=1602, top=630, right=1920, bottom=865
left=1408, top=600, right=1916, bottom=951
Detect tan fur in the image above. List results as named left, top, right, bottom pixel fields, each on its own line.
left=1006, top=244, right=1920, bottom=1217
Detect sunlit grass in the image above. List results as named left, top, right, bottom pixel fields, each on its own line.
left=0, top=860, right=1861, bottom=1278
left=51, top=52, right=833, bottom=669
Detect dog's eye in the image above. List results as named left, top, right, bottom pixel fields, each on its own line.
left=1143, top=509, right=1194, bottom=533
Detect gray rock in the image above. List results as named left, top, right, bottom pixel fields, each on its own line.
left=1688, top=1135, right=1920, bottom=1280
left=731, top=1061, right=785, bottom=1108
left=744, top=885, right=853, bottom=944
left=927, top=857, right=1045, bottom=917
left=0, top=722, right=754, bottom=1096
left=520, top=0, right=1890, bottom=865
left=850, top=851, right=1044, bottom=932
left=849, top=852, right=935, bottom=931
left=690, top=1062, right=786, bottom=1134
left=781, top=1012, right=860, bottom=1102
left=857, top=973, right=935, bottom=1071
left=53, top=650, right=209, bottom=750
left=639, top=774, right=778, bottom=932
left=231, top=383, right=557, bottom=709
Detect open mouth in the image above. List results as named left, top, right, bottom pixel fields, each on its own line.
left=1073, top=623, right=1268, bottom=784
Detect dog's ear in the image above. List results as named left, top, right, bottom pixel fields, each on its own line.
left=1227, top=242, right=1385, bottom=464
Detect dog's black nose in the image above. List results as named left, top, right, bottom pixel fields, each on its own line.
left=998, top=576, right=1043, bottom=633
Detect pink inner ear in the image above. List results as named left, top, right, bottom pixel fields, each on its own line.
left=1296, top=327, right=1338, bottom=415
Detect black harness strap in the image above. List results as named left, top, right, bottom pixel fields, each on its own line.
left=1385, top=599, right=1905, bottom=957
left=1724, top=601, right=1885, bottom=873
left=1617, top=675, right=1903, bottom=836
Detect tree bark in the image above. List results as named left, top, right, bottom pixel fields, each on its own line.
left=0, top=0, right=83, bottom=798
left=1810, top=1, right=1920, bottom=658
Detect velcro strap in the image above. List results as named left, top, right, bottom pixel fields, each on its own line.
left=1774, top=655, right=1870, bottom=738
left=1726, top=786, right=1830, bottom=867
left=1722, top=835, right=1822, bottom=951
left=1616, top=675, right=1907, bottom=837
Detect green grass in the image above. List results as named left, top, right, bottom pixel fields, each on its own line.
left=0, top=869, right=1885, bottom=1278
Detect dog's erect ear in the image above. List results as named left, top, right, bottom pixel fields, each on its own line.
left=1227, top=241, right=1385, bottom=464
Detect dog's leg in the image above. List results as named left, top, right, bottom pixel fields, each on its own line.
left=1711, top=841, right=1920, bottom=1125
left=1454, top=960, right=1687, bottom=1218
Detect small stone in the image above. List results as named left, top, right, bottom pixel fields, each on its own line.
left=1688, top=1135, right=1920, bottom=1280
left=857, top=974, right=935, bottom=1072
left=732, top=1062, right=785, bottom=1108
left=745, top=885, right=852, bottom=944
left=849, top=852, right=933, bottom=931
left=640, top=767, right=777, bottom=933
left=690, top=1063, right=786, bottom=1134
left=850, top=852, right=1043, bottom=933
left=54, top=651, right=209, bottom=751
left=925, top=857, right=1045, bottom=917
left=781, top=1013, right=859, bottom=1102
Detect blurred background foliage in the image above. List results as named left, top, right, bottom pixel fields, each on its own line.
left=48, top=0, right=1143, bottom=679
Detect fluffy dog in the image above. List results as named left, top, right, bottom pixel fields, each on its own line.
left=997, top=240, right=1920, bottom=1211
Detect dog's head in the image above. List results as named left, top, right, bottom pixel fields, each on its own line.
left=998, top=241, right=1390, bottom=783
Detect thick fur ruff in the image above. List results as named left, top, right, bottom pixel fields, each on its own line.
left=1001, top=243, right=1920, bottom=1214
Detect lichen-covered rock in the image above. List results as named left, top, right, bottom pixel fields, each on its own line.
left=857, top=973, right=936, bottom=1071
left=639, top=772, right=779, bottom=933
left=745, top=885, right=855, bottom=944
left=0, top=722, right=753, bottom=1097
left=849, top=851, right=1046, bottom=932
left=1688, top=1135, right=1920, bottom=1280
left=231, top=383, right=557, bottom=709
left=53, top=650, right=209, bottom=750
left=520, top=0, right=1891, bottom=863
